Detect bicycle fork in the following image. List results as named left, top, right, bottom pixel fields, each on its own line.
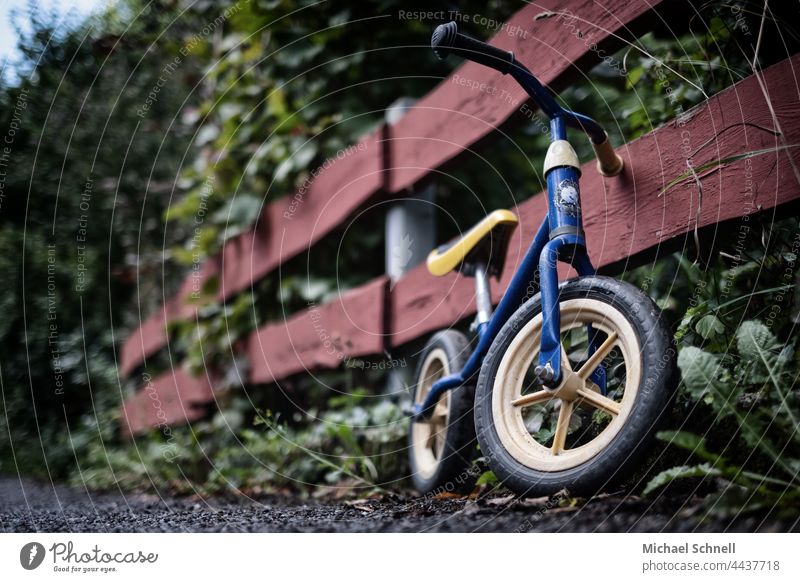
left=536, top=116, right=605, bottom=391
left=413, top=118, right=606, bottom=420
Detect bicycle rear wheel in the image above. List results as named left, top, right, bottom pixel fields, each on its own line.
left=409, top=330, right=477, bottom=494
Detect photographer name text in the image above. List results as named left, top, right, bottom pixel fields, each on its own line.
left=643, top=542, right=736, bottom=554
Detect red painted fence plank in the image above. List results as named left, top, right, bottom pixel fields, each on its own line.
left=246, top=276, right=388, bottom=385
left=220, top=132, right=384, bottom=299
left=120, top=367, right=215, bottom=438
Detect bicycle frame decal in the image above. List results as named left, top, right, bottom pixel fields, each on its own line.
left=554, top=179, right=580, bottom=217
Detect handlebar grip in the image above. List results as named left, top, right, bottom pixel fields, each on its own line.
left=592, top=134, right=624, bottom=177
left=431, top=22, right=515, bottom=74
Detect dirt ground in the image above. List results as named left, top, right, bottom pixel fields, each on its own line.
left=1, top=476, right=797, bottom=533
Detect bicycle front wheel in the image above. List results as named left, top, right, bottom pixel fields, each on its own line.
left=474, top=276, right=678, bottom=497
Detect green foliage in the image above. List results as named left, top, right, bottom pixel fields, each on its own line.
left=169, top=292, right=256, bottom=378
left=641, top=218, right=800, bottom=513
left=475, top=470, right=498, bottom=487
left=678, top=346, right=723, bottom=405
left=644, top=462, right=722, bottom=496
left=0, top=1, right=205, bottom=476
left=695, top=314, right=725, bottom=340
left=74, top=391, right=408, bottom=495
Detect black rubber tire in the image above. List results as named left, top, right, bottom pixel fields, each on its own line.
left=474, top=276, right=678, bottom=497
left=409, top=330, right=478, bottom=494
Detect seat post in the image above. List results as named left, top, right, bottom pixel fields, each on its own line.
left=474, top=262, right=492, bottom=326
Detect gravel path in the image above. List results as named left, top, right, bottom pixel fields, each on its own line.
left=1, top=476, right=796, bottom=533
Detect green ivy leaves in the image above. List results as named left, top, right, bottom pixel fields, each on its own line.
left=695, top=314, right=725, bottom=339
left=647, top=319, right=799, bottom=503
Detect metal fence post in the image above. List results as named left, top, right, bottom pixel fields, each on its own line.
left=384, top=98, right=437, bottom=397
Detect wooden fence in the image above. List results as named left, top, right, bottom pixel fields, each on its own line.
left=119, top=0, right=800, bottom=436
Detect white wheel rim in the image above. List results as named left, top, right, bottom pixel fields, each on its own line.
left=411, top=348, right=451, bottom=480
left=491, top=298, right=642, bottom=472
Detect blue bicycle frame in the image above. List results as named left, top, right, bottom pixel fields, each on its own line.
left=413, top=52, right=611, bottom=420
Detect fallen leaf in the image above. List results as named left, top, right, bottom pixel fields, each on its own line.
left=519, top=496, right=550, bottom=508
left=433, top=492, right=465, bottom=500
left=486, top=495, right=516, bottom=507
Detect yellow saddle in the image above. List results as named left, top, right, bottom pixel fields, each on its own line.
left=427, top=209, right=519, bottom=277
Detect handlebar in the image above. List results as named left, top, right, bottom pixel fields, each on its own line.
left=592, top=137, right=625, bottom=176
left=431, top=22, right=624, bottom=177
left=431, top=21, right=515, bottom=74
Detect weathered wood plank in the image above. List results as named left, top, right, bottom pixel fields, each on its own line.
left=120, top=367, right=215, bottom=437
left=119, top=259, right=220, bottom=377
left=247, top=276, right=388, bottom=384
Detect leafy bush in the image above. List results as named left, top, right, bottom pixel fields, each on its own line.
left=641, top=217, right=800, bottom=513
left=0, top=2, right=205, bottom=477
left=74, top=390, right=408, bottom=496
